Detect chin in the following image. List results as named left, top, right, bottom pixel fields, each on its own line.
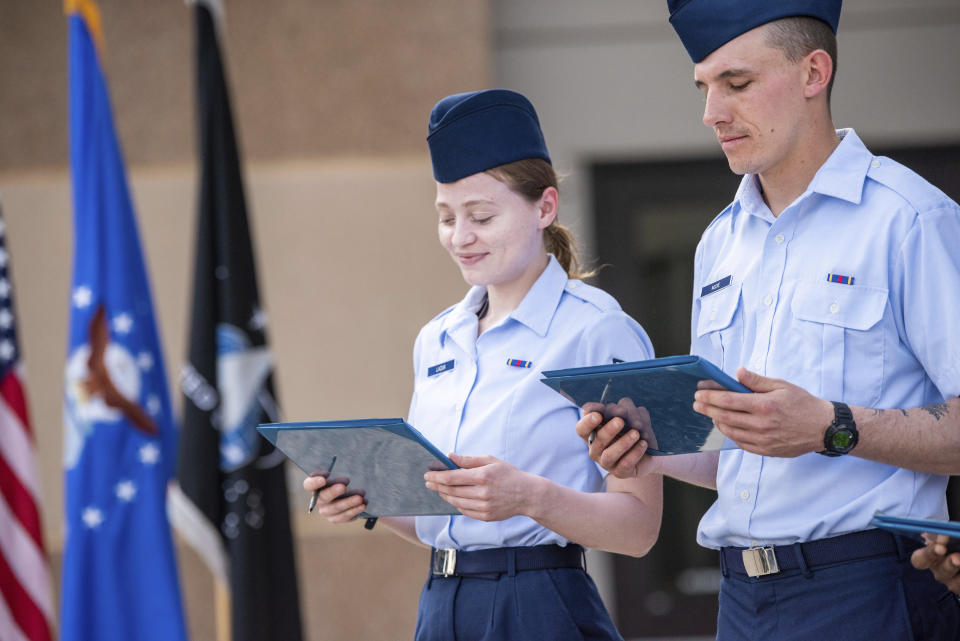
left=457, top=268, right=488, bottom=287
left=723, top=154, right=751, bottom=176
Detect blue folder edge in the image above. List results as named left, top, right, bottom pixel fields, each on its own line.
left=542, top=354, right=750, bottom=393
left=870, top=513, right=960, bottom=545
left=257, top=417, right=459, bottom=471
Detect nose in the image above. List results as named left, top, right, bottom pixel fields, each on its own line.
left=451, top=220, right=475, bottom=247
left=702, top=89, right=730, bottom=129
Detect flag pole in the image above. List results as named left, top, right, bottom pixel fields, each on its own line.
left=215, top=577, right=231, bottom=641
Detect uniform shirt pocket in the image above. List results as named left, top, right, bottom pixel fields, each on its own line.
left=792, top=280, right=888, bottom=405
left=696, top=281, right=743, bottom=371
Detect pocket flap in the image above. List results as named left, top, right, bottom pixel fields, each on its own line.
left=696, top=280, right=742, bottom=337
left=792, top=280, right=887, bottom=331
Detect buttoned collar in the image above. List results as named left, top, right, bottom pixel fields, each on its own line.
left=439, top=254, right=567, bottom=350
left=732, top=128, right=872, bottom=225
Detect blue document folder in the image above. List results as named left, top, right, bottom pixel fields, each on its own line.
left=541, top=355, right=749, bottom=455
left=257, top=418, right=459, bottom=517
left=870, top=513, right=960, bottom=551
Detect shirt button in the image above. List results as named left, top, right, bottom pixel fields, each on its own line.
left=710, top=310, right=717, bottom=321
left=740, top=490, right=750, bottom=501
left=752, top=358, right=762, bottom=370
left=830, top=303, right=839, bottom=314
left=871, top=159, right=881, bottom=169
left=763, top=295, right=773, bottom=306
left=775, top=233, right=785, bottom=244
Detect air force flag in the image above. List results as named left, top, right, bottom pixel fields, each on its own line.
left=62, top=3, right=188, bottom=640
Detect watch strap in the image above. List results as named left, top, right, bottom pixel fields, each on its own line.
left=819, top=401, right=857, bottom=457
left=832, top=401, right=853, bottom=426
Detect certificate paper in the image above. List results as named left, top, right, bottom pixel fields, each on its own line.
left=541, top=355, right=749, bottom=455
left=257, top=418, right=459, bottom=517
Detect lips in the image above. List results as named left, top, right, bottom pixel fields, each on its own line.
left=719, top=135, right=749, bottom=152
left=718, top=132, right=748, bottom=150
left=456, top=252, right=487, bottom=266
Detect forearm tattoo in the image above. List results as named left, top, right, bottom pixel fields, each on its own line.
left=921, top=403, right=950, bottom=420
left=869, top=408, right=909, bottom=417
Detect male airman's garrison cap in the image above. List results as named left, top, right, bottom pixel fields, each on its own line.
left=427, top=89, right=551, bottom=184
left=667, top=0, right=842, bottom=63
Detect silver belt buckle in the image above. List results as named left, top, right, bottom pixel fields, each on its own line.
left=741, top=546, right=780, bottom=577
left=432, top=549, right=457, bottom=577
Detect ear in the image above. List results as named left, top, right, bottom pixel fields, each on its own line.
left=803, top=49, right=833, bottom=99
left=536, top=186, right=559, bottom=230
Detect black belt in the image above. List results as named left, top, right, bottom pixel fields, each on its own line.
left=721, top=529, right=917, bottom=578
left=431, top=544, right=584, bottom=578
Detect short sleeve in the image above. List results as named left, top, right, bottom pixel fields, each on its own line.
left=896, top=205, right=960, bottom=399
left=576, top=311, right=654, bottom=370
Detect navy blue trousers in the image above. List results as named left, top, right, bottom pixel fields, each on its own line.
left=414, top=567, right=622, bottom=641
left=717, top=547, right=960, bottom=640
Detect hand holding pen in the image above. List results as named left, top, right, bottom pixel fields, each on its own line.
left=302, top=474, right=368, bottom=523
left=302, top=457, right=377, bottom=528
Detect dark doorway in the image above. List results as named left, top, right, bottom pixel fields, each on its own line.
left=589, top=142, right=960, bottom=639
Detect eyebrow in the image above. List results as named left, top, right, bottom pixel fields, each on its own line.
left=435, top=198, right=496, bottom=211
left=694, top=68, right=755, bottom=89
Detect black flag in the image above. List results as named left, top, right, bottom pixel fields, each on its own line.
left=174, top=3, right=303, bottom=640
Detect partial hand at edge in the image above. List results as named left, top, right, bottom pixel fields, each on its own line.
left=911, top=534, right=960, bottom=594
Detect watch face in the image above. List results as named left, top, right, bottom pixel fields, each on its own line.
left=832, top=427, right=854, bottom=450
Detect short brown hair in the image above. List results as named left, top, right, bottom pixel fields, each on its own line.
left=485, top=158, right=594, bottom=280
left=765, top=16, right=838, bottom=103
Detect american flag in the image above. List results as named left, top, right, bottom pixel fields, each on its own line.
left=0, top=208, right=53, bottom=641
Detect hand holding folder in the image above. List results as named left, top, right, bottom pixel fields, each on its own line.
left=872, top=513, right=960, bottom=594
left=541, top=355, right=749, bottom=455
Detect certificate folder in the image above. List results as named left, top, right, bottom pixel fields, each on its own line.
left=870, top=513, right=960, bottom=551
left=540, top=355, right=749, bottom=455
left=257, top=418, right=459, bottom=517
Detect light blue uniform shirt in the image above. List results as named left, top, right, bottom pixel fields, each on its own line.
left=410, top=255, right=653, bottom=550
left=693, top=129, right=960, bottom=549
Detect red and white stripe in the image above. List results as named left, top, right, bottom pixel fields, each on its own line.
left=0, top=366, right=53, bottom=641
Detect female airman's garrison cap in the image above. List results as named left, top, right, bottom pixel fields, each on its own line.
left=427, top=89, right=551, bottom=184
left=667, top=0, right=842, bottom=63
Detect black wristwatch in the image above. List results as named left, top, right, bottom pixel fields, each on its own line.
left=819, top=401, right=859, bottom=457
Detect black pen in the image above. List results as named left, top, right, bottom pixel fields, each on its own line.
left=588, top=379, right=614, bottom=445
left=308, top=455, right=337, bottom=513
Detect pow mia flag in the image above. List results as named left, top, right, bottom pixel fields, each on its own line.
left=171, top=3, right=303, bottom=640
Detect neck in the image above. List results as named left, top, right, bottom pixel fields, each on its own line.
left=478, top=253, right=550, bottom=334
left=758, top=120, right=840, bottom=216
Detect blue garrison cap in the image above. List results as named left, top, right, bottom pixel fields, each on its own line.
left=427, top=89, right=551, bottom=184
left=668, top=0, right=842, bottom=63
